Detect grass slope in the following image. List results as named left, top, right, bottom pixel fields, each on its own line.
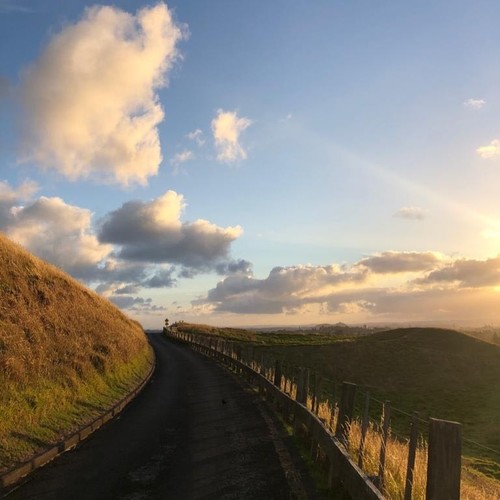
left=176, top=323, right=500, bottom=482
left=257, top=328, right=500, bottom=476
left=0, top=233, right=153, bottom=472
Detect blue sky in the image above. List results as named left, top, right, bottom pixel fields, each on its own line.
left=2, top=0, right=500, bottom=328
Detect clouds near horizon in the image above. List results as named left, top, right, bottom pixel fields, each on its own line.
left=195, top=251, right=500, bottom=319
left=21, top=3, right=185, bottom=186
left=358, top=251, right=442, bottom=274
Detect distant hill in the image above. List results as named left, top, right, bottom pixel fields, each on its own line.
left=0, top=233, right=153, bottom=471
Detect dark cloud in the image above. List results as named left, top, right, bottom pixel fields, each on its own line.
left=98, top=190, right=242, bottom=271
left=108, top=295, right=148, bottom=309
left=109, top=294, right=167, bottom=313
left=358, top=251, right=441, bottom=274
left=215, top=258, right=253, bottom=276
left=143, top=268, right=177, bottom=288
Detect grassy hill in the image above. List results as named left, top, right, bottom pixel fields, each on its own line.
left=254, top=327, right=500, bottom=476
left=175, top=323, right=500, bottom=481
left=0, top=233, right=153, bottom=472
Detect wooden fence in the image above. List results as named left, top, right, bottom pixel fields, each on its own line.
left=166, top=328, right=462, bottom=500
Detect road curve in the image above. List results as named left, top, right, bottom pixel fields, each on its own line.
left=4, top=333, right=300, bottom=499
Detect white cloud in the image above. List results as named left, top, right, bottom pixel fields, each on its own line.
left=477, top=139, right=500, bottom=159
left=170, top=149, right=194, bottom=167
left=186, top=129, right=205, bottom=146
left=393, top=206, right=427, bottom=220
left=0, top=179, right=38, bottom=203
left=5, top=196, right=112, bottom=277
left=211, top=109, right=252, bottom=163
left=464, top=98, right=486, bottom=110
left=21, top=3, right=185, bottom=186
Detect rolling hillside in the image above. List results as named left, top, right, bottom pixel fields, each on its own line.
left=174, top=323, right=500, bottom=481
left=256, top=327, right=500, bottom=474
left=0, top=233, right=153, bottom=472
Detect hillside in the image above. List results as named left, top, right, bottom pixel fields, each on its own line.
left=255, top=327, right=500, bottom=474
left=0, top=233, right=153, bottom=472
left=176, top=323, right=500, bottom=478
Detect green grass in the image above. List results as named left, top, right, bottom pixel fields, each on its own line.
left=172, top=321, right=355, bottom=345
left=257, top=328, right=500, bottom=477
left=176, top=323, right=500, bottom=482
left=0, top=233, right=153, bottom=471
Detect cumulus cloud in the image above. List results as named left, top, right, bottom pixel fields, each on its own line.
left=393, top=206, right=427, bottom=220
left=211, top=109, right=252, bottom=163
left=196, top=251, right=500, bottom=318
left=0, top=179, right=38, bottom=204
left=464, top=98, right=485, bottom=110
left=186, top=128, right=205, bottom=146
left=114, top=284, right=142, bottom=295
left=143, top=268, right=177, bottom=287
left=416, top=256, right=500, bottom=288
left=21, top=3, right=185, bottom=186
left=0, top=179, right=39, bottom=228
left=109, top=295, right=151, bottom=309
left=4, top=196, right=112, bottom=279
left=215, top=258, right=253, bottom=276
left=108, top=294, right=167, bottom=313
left=477, top=139, right=500, bottom=159
left=357, top=251, right=442, bottom=274
left=98, top=190, right=243, bottom=270
left=200, top=264, right=368, bottom=314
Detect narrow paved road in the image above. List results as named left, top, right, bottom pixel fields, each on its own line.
left=4, top=333, right=304, bottom=499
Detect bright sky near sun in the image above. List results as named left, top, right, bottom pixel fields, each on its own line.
left=1, top=0, right=500, bottom=328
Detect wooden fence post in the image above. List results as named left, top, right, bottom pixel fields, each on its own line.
left=335, top=382, right=357, bottom=446
left=273, top=359, right=282, bottom=388
left=296, top=368, right=304, bottom=404
left=358, top=391, right=370, bottom=468
left=304, top=368, right=310, bottom=408
left=404, top=412, right=419, bottom=500
left=377, top=401, right=391, bottom=490
left=426, top=418, right=461, bottom=500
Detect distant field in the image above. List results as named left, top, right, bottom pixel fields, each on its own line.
left=173, top=322, right=500, bottom=482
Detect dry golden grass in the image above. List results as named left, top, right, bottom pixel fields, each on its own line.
left=269, top=364, right=500, bottom=499
left=313, top=397, right=500, bottom=499
left=0, top=233, right=153, bottom=471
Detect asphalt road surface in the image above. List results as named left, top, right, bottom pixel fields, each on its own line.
left=4, top=333, right=312, bottom=500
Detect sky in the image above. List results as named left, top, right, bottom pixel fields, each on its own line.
left=1, top=0, right=500, bottom=329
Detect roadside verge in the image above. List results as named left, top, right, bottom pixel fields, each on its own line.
left=0, top=350, right=156, bottom=492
